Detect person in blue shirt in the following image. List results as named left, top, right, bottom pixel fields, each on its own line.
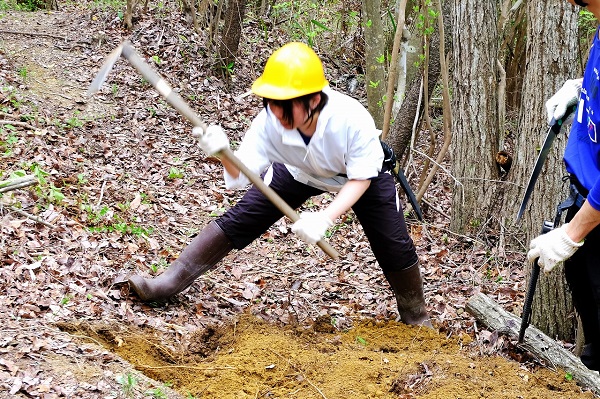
left=128, top=42, right=433, bottom=328
left=527, top=0, right=600, bottom=371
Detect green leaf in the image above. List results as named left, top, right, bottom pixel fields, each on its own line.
left=387, top=9, right=396, bottom=32
left=310, top=19, right=331, bottom=31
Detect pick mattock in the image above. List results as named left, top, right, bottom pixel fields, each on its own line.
left=87, top=41, right=339, bottom=259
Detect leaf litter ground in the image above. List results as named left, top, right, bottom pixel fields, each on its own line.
left=0, top=3, right=596, bottom=398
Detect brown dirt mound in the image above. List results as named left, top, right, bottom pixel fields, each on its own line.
left=57, top=314, right=594, bottom=399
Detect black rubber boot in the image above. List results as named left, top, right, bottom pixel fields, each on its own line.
left=384, top=262, right=433, bottom=328
left=128, top=221, right=233, bottom=302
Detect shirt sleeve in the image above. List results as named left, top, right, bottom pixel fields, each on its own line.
left=587, top=179, right=600, bottom=211
left=223, top=110, right=272, bottom=190
left=344, top=113, right=383, bottom=181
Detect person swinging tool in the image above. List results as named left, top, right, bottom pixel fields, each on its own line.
left=527, top=0, right=600, bottom=371
left=128, top=42, right=432, bottom=328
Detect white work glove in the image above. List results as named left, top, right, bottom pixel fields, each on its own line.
left=192, top=125, right=229, bottom=155
left=545, top=78, right=582, bottom=125
left=291, top=212, right=333, bottom=244
left=527, top=223, right=583, bottom=273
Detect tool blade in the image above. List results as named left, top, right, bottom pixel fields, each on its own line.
left=86, top=44, right=124, bottom=96
left=516, top=125, right=558, bottom=222
left=516, top=105, right=577, bottom=223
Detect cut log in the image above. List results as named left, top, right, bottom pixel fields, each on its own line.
left=466, top=292, right=600, bottom=397
left=0, top=175, right=38, bottom=193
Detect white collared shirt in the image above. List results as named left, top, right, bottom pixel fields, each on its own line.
left=224, top=86, right=383, bottom=192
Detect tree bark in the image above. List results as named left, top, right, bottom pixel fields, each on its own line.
left=466, top=293, right=600, bottom=397
left=509, top=1, right=579, bottom=341
left=361, top=0, right=386, bottom=128
left=43, top=0, right=58, bottom=10
left=218, top=0, right=248, bottom=75
left=449, top=0, right=499, bottom=233
left=387, top=0, right=451, bottom=164
left=124, top=0, right=137, bottom=30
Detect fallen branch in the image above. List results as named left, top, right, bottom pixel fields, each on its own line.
left=0, top=175, right=38, bottom=193
left=466, top=292, right=600, bottom=397
left=0, top=29, right=68, bottom=40
left=0, top=119, right=37, bottom=130
left=420, top=198, right=450, bottom=219
left=9, top=206, right=55, bottom=228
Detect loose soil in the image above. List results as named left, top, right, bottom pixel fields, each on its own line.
left=55, top=315, right=594, bottom=399
left=0, top=3, right=597, bottom=399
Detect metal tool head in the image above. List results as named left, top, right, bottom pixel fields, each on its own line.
left=515, top=104, right=578, bottom=223
left=86, top=43, right=125, bottom=96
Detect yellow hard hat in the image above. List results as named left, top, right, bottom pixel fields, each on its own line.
left=251, top=42, right=328, bottom=100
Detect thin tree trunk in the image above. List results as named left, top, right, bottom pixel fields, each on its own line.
left=387, top=0, right=451, bottom=164
left=124, top=0, right=136, bottom=30
left=362, top=0, right=386, bottom=128
left=44, top=0, right=58, bottom=10
left=218, top=0, right=248, bottom=75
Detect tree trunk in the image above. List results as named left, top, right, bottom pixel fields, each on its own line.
left=387, top=0, right=451, bottom=164
left=509, top=2, right=579, bottom=341
left=43, top=0, right=58, bottom=10
left=502, top=5, right=527, bottom=114
left=449, top=0, right=499, bottom=233
left=361, top=0, right=386, bottom=128
left=124, top=0, right=136, bottom=30
left=182, top=0, right=199, bottom=30
left=218, top=0, right=248, bottom=75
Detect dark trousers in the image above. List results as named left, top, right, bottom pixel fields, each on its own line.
left=215, top=162, right=418, bottom=272
left=565, top=199, right=600, bottom=370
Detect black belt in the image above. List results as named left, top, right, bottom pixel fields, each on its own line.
left=554, top=175, right=586, bottom=226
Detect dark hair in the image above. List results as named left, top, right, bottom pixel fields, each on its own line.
left=263, top=92, right=329, bottom=126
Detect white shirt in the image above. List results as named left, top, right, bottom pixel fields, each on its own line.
left=224, top=86, right=384, bottom=192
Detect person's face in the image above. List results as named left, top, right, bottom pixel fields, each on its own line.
left=268, top=95, right=321, bottom=131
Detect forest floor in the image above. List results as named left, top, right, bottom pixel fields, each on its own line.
left=0, top=2, right=597, bottom=399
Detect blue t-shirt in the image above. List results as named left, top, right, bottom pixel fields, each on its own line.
left=564, top=27, right=600, bottom=211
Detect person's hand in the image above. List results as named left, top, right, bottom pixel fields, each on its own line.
left=545, top=78, right=582, bottom=125
left=192, top=125, right=229, bottom=155
left=527, top=223, right=583, bottom=273
left=291, top=212, right=333, bottom=244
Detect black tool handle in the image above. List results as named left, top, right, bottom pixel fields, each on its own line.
left=517, top=220, right=554, bottom=343
left=549, top=103, right=578, bottom=131
left=518, top=259, right=540, bottom=343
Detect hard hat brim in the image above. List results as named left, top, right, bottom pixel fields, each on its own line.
left=251, top=77, right=328, bottom=100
